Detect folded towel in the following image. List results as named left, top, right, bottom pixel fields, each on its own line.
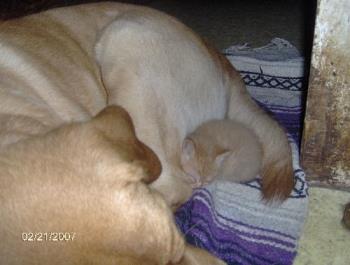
left=175, top=38, right=308, bottom=265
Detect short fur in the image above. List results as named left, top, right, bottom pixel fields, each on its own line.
left=94, top=6, right=294, bottom=203
left=0, top=2, right=294, bottom=263
left=0, top=106, right=225, bottom=265
left=181, top=119, right=263, bottom=187
left=0, top=2, right=293, bottom=206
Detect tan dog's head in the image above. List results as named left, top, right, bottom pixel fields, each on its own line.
left=90, top=105, right=162, bottom=184
left=0, top=106, right=189, bottom=265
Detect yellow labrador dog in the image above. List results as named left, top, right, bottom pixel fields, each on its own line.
left=0, top=105, right=225, bottom=264
left=0, top=1, right=293, bottom=264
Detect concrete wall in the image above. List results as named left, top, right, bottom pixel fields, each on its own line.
left=302, top=0, right=350, bottom=189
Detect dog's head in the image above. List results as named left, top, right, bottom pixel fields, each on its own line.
left=88, top=105, right=162, bottom=184
left=0, top=106, right=183, bottom=265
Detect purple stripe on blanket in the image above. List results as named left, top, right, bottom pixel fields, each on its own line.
left=175, top=192, right=296, bottom=265
left=193, top=189, right=298, bottom=240
left=175, top=47, right=306, bottom=265
left=175, top=106, right=303, bottom=264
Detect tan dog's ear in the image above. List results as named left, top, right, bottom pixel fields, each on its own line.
left=90, top=105, right=162, bottom=184
left=91, top=105, right=136, bottom=141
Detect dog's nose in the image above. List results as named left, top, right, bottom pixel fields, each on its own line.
left=135, top=140, right=162, bottom=184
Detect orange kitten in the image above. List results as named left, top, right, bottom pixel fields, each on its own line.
left=181, top=119, right=263, bottom=187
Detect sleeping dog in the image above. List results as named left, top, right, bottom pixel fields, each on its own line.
left=0, top=2, right=293, bottom=264
left=0, top=105, right=225, bottom=264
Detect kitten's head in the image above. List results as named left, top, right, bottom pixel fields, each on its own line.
left=180, top=137, right=231, bottom=187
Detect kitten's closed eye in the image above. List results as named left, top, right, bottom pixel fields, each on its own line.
left=181, top=137, right=225, bottom=187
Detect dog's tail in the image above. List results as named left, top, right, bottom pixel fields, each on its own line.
left=213, top=47, right=294, bottom=201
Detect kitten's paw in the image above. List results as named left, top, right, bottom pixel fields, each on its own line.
left=190, top=179, right=203, bottom=189
left=181, top=171, right=203, bottom=189
left=170, top=185, right=193, bottom=211
left=152, top=175, right=193, bottom=211
left=261, top=151, right=294, bottom=202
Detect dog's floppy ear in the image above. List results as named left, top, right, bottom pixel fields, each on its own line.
left=89, top=105, right=162, bottom=184
left=91, top=105, right=136, bottom=141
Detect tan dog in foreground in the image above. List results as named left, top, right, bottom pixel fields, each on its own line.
left=0, top=1, right=293, bottom=264
left=0, top=2, right=293, bottom=206
left=0, top=106, right=225, bottom=264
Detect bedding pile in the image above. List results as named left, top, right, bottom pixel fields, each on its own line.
left=175, top=38, right=308, bottom=265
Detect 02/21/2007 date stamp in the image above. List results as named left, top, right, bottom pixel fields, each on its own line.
left=22, top=232, right=76, bottom=242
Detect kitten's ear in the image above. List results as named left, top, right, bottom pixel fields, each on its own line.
left=182, top=138, right=196, bottom=161
left=215, top=149, right=231, bottom=167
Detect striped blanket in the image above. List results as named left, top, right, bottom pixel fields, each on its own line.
left=175, top=38, right=308, bottom=265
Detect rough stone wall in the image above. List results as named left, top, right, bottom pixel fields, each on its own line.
left=302, top=0, right=350, bottom=189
